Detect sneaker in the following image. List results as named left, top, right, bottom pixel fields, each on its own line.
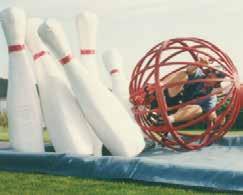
left=147, top=111, right=164, bottom=126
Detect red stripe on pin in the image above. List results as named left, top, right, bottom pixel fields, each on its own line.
left=33, top=51, right=48, bottom=61
left=80, top=49, right=95, bottom=55
left=8, top=45, right=25, bottom=52
left=110, top=69, right=119, bottom=75
left=60, top=55, right=73, bottom=65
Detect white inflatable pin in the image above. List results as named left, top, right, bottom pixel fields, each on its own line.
left=39, top=19, right=145, bottom=157
left=26, top=18, right=94, bottom=154
left=76, top=11, right=100, bottom=80
left=0, top=7, right=44, bottom=152
left=102, top=49, right=133, bottom=117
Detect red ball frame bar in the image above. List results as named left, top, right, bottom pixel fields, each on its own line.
left=129, top=37, right=241, bottom=150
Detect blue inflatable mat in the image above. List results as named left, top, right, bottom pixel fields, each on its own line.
left=0, top=137, right=243, bottom=192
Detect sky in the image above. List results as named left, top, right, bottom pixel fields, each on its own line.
left=0, top=0, right=243, bottom=86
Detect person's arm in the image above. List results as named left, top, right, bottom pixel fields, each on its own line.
left=208, top=111, right=226, bottom=126
left=207, top=96, right=226, bottom=126
left=186, top=55, right=210, bottom=75
left=208, top=111, right=217, bottom=122
left=186, top=65, right=198, bottom=75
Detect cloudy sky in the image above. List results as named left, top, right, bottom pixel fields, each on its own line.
left=0, top=0, right=242, bottom=85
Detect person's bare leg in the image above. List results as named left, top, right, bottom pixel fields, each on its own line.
left=170, top=105, right=203, bottom=123
left=163, top=70, right=188, bottom=97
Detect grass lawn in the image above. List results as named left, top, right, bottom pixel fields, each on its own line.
left=0, top=126, right=50, bottom=142
left=0, top=126, right=242, bottom=194
left=180, top=130, right=243, bottom=136
left=0, top=171, right=240, bottom=195
left=1, top=126, right=243, bottom=142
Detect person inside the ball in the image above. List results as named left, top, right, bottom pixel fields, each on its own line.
left=147, top=55, right=226, bottom=126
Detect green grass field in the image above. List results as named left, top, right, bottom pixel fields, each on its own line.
left=0, top=126, right=242, bottom=194
left=1, top=126, right=243, bottom=142
left=0, top=126, right=50, bottom=142
left=0, top=171, right=241, bottom=195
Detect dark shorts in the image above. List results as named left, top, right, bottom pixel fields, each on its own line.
left=150, top=89, right=183, bottom=109
left=195, top=96, right=217, bottom=113
left=150, top=89, right=217, bottom=113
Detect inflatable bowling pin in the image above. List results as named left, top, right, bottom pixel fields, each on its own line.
left=26, top=18, right=94, bottom=154
left=102, top=49, right=133, bottom=117
left=76, top=11, right=100, bottom=80
left=0, top=7, right=44, bottom=152
left=76, top=11, right=103, bottom=155
left=39, top=19, right=145, bottom=157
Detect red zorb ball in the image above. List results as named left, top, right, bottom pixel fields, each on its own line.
left=129, top=37, right=241, bottom=150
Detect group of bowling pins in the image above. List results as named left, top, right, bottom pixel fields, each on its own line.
left=0, top=7, right=145, bottom=157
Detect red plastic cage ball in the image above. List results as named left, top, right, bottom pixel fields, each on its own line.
left=129, top=37, right=241, bottom=150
